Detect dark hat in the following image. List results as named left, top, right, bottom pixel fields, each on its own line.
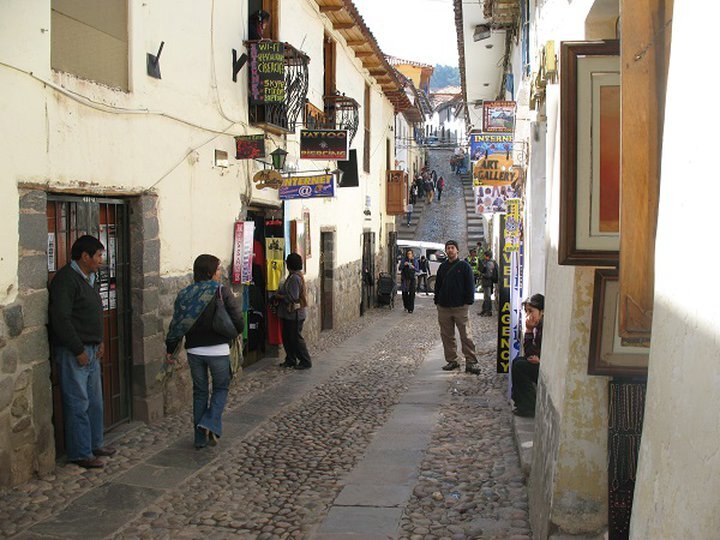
left=523, top=293, right=544, bottom=311
left=445, top=240, right=459, bottom=249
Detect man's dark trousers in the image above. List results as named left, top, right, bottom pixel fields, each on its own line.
left=482, top=285, right=493, bottom=314
left=511, top=357, right=540, bottom=413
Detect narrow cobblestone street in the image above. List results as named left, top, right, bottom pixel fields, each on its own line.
left=0, top=149, right=530, bottom=540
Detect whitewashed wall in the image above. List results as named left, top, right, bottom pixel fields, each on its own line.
left=631, top=3, right=720, bottom=536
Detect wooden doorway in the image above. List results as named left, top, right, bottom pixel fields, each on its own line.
left=320, top=231, right=334, bottom=330
left=46, top=196, right=132, bottom=454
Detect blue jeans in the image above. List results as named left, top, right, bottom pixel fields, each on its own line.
left=54, top=344, right=104, bottom=461
left=187, top=353, right=230, bottom=446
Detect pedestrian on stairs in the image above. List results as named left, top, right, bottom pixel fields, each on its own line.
left=405, top=201, right=413, bottom=226
left=437, top=176, right=445, bottom=201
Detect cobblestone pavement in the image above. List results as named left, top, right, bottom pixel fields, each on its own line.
left=398, top=313, right=531, bottom=540
left=0, top=310, right=384, bottom=539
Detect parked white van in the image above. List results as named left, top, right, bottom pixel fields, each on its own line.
left=396, top=240, right=447, bottom=292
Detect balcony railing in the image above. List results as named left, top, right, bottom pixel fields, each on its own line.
left=324, top=94, right=360, bottom=145
left=247, top=41, right=309, bottom=134
left=302, top=94, right=360, bottom=145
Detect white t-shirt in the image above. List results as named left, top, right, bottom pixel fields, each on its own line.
left=187, top=343, right=230, bottom=356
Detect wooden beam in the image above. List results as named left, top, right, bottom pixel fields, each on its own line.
left=320, top=5, right=344, bottom=13
left=355, top=51, right=375, bottom=57
left=332, top=22, right=355, bottom=30
left=345, top=40, right=365, bottom=46
left=618, top=0, right=673, bottom=340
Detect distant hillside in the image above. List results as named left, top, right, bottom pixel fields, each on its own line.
left=430, top=65, right=460, bottom=90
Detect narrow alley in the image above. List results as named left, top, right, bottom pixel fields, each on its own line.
left=0, top=149, right=530, bottom=539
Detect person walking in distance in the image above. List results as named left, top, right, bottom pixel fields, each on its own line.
left=437, top=176, right=445, bottom=202
left=479, top=250, right=498, bottom=316
left=398, top=248, right=419, bottom=313
left=417, top=255, right=430, bottom=295
left=405, top=201, right=414, bottom=227
left=434, top=240, right=480, bottom=374
left=49, top=235, right=116, bottom=468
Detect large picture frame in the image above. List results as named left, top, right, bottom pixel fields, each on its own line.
left=559, top=40, right=620, bottom=266
left=588, top=268, right=649, bottom=376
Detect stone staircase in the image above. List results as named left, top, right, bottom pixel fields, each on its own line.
left=395, top=198, right=427, bottom=240
left=461, top=173, right=486, bottom=249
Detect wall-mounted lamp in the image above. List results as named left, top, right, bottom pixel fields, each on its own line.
left=270, top=147, right=288, bottom=171
left=147, top=41, right=165, bottom=79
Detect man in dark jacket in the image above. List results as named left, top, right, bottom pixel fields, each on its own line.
left=49, top=235, right=116, bottom=468
left=511, top=294, right=544, bottom=417
left=434, top=240, right=480, bottom=374
left=479, top=250, right=498, bottom=316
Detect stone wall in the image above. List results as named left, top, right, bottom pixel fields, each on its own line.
left=528, top=374, right=561, bottom=540
left=0, top=189, right=54, bottom=486
left=286, top=258, right=362, bottom=348
left=157, top=273, right=194, bottom=415
left=129, top=196, right=167, bottom=424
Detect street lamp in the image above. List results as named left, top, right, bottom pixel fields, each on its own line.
left=270, top=147, right=288, bottom=171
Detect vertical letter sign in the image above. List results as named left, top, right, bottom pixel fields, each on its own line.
left=232, top=221, right=255, bottom=284
left=248, top=41, right=285, bottom=105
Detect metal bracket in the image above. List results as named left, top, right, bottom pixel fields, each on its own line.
left=147, top=41, right=165, bottom=79
left=232, top=49, right=248, bottom=82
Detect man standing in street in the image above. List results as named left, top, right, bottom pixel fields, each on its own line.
left=49, top=235, right=116, bottom=468
left=434, top=240, right=480, bottom=374
left=479, top=250, right=498, bottom=317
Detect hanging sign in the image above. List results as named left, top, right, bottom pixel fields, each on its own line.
left=496, top=214, right=512, bottom=373
left=299, top=130, right=349, bottom=160
left=504, top=198, right=522, bottom=252
left=248, top=41, right=285, bottom=105
left=235, top=134, right=265, bottom=159
left=232, top=220, right=255, bottom=284
left=482, top=100, right=516, bottom=133
left=253, top=169, right=283, bottom=190
left=279, top=173, right=334, bottom=200
left=469, top=133, right=513, bottom=161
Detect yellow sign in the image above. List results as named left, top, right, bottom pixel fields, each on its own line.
left=473, top=154, right=518, bottom=187
left=253, top=169, right=283, bottom=190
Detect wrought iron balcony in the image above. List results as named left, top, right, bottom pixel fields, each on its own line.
left=247, top=41, right=309, bottom=134
left=301, top=93, right=360, bottom=145
left=324, top=94, right=360, bottom=145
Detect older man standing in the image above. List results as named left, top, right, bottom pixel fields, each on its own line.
left=49, top=235, right=116, bottom=468
left=434, top=240, right=480, bottom=374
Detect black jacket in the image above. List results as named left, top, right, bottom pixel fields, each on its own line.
left=434, top=259, right=475, bottom=307
left=48, top=264, right=104, bottom=355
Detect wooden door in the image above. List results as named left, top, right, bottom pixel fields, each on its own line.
left=320, top=232, right=334, bottom=330
left=47, top=196, right=132, bottom=454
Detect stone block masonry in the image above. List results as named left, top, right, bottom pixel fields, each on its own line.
left=0, top=189, right=55, bottom=486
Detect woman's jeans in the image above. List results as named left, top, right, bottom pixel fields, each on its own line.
left=54, top=344, right=104, bottom=461
left=187, top=353, right=230, bottom=445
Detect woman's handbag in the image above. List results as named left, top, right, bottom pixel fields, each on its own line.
left=212, top=286, right=239, bottom=339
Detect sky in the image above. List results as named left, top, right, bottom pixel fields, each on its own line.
left=351, top=0, right=459, bottom=67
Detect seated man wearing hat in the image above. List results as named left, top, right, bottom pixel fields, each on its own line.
left=511, top=293, right=544, bottom=417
